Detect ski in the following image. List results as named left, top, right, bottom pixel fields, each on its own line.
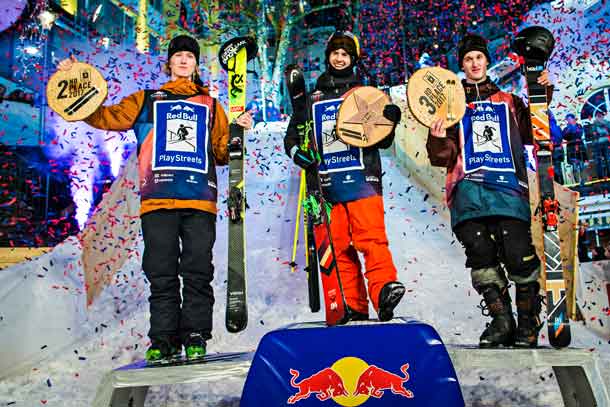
left=219, top=37, right=257, bottom=333
left=284, top=64, right=347, bottom=325
left=514, top=26, right=571, bottom=348
left=304, top=209, right=321, bottom=313
left=125, top=352, right=251, bottom=369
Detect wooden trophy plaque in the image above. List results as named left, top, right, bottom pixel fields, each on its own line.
left=47, top=62, right=107, bottom=122
left=407, top=67, right=466, bottom=129
left=336, top=86, right=394, bottom=148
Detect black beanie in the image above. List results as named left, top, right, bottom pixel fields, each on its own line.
left=168, top=35, right=200, bottom=63
left=325, top=32, right=359, bottom=66
left=457, top=34, right=490, bottom=66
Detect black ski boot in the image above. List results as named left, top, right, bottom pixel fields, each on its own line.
left=146, top=335, right=181, bottom=362
left=378, top=281, right=406, bottom=322
left=514, top=282, right=543, bottom=348
left=478, top=285, right=516, bottom=348
left=345, top=306, right=369, bottom=322
left=184, top=333, right=207, bottom=359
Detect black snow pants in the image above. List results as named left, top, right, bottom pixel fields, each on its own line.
left=453, top=216, right=540, bottom=290
left=141, top=209, right=216, bottom=344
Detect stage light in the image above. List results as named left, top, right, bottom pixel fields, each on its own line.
left=23, top=46, right=40, bottom=55
left=38, top=10, right=57, bottom=30
left=92, top=4, right=103, bottom=23
left=100, top=37, right=111, bottom=50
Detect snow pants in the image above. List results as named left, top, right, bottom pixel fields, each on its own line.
left=329, top=195, right=397, bottom=315
left=453, top=216, right=540, bottom=291
left=141, top=209, right=216, bottom=344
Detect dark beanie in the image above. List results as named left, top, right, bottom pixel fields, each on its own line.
left=325, top=32, right=359, bottom=65
left=457, top=34, right=490, bottom=66
left=168, top=35, right=200, bottom=63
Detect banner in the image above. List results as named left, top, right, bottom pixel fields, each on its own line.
left=79, top=154, right=141, bottom=306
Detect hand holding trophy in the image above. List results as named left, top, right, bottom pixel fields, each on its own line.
left=47, top=56, right=107, bottom=121
left=406, top=67, right=466, bottom=132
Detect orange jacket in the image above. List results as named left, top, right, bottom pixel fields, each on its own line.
left=85, top=78, right=229, bottom=215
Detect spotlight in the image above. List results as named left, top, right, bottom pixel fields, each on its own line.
left=24, top=46, right=40, bottom=55
left=38, top=10, right=57, bottom=30
left=92, top=4, right=103, bottom=23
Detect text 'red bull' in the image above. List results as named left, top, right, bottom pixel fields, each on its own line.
left=287, top=368, right=349, bottom=404
left=354, top=363, right=414, bottom=399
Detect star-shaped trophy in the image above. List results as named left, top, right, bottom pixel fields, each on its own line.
left=337, top=87, right=393, bottom=147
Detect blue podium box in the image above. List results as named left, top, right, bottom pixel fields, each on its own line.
left=241, top=319, right=464, bottom=406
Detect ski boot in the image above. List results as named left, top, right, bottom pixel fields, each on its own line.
left=478, top=284, right=516, bottom=348
left=377, top=281, right=406, bottom=322
left=184, top=333, right=207, bottom=359
left=345, top=306, right=369, bottom=322
left=514, top=281, right=543, bottom=348
left=146, top=336, right=181, bottom=363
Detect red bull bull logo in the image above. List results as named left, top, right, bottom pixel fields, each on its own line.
left=287, top=367, right=349, bottom=403
left=288, top=357, right=414, bottom=405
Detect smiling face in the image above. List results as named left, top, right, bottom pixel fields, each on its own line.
left=329, top=49, right=352, bottom=71
left=462, top=50, right=488, bottom=83
left=169, top=51, right=197, bottom=80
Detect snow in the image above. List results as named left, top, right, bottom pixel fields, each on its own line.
left=1, top=121, right=608, bottom=406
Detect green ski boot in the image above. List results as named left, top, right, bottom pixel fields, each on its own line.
left=184, top=333, right=206, bottom=359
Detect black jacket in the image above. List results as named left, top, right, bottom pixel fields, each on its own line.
left=283, top=70, right=395, bottom=203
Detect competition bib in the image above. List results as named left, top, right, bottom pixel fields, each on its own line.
left=462, top=101, right=514, bottom=173
left=461, top=101, right=520, bottom=189
left=152, top=100, right=209, bottom=174
left=312, top=98, right=364, bottom=174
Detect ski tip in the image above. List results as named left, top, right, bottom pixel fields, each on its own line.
left=547, top=325, right=571, bottom=349
left=226, top=319, right=248, bottom=334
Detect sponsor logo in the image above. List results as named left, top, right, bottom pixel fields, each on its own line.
left=366, top=176, right=380, bottom=183
left=151, top=91, right=167, bottom=101
left=221, top=40, right=248, bottom=65
left=287, top=357, right=414, bottom=405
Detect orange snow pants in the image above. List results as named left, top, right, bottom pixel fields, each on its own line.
left=329, top=195, right=397, bottom=315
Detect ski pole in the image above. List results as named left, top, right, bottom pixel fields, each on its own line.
left=290, top=170, right=306, bottom=272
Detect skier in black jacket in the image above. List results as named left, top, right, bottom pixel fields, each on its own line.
left=284, top=31, right=405, bottom=322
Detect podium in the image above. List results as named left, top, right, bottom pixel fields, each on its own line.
left=93, top=319, right=610, bottom=407
left=241, top=319, right=462, bottom=406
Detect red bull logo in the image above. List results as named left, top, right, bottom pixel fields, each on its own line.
left=287, top=367, right=349, bottom=403
left=288, top=357, right=414, bottom=405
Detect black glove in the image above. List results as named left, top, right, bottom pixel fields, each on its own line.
left=383, top=104, right=402, bottom=124
left=293, top=147, right=316, bottom=169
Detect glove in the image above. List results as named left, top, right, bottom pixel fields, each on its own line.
left=383, top=104, right=402, bottom=124
left=292, top=147, right=316, bottom=170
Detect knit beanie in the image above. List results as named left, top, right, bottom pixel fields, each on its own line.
left=325, top=31, right=360, bottom=66
left=457, top=34, right=490, bottom=66
left=168, top=35, right=200, bottom=63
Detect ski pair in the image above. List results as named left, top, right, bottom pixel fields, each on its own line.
left=513, top=26, right=571, bottom=348
left=285, top=64, right=349, bottom=326
left=219, top=37, right=257, bottom=333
